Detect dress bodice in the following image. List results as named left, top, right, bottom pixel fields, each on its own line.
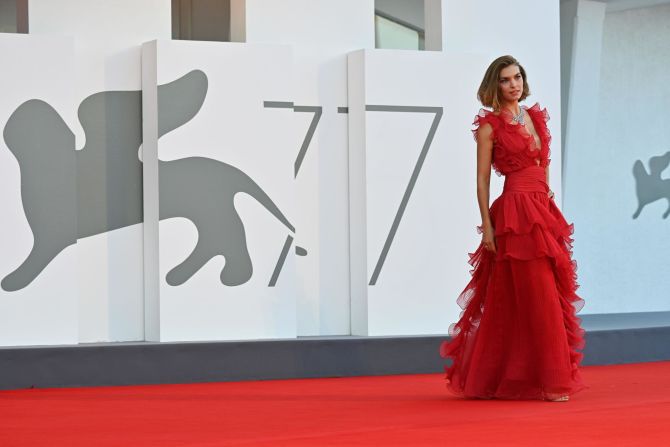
left=471, top=102, right=552, bottom=176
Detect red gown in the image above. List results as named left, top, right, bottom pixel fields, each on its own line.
left=439, top=102, right=588, bottom=400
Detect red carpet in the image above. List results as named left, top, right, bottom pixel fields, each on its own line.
left=1, top=360, right=669, bottom=446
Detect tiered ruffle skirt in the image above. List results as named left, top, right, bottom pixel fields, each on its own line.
left=440, top=166, right=588, bottom=400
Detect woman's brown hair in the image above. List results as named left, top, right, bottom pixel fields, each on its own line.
left=477, top=55, right=530, bottom=111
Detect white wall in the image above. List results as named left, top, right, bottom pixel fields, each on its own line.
left=439, top=0, right=564, bottom=205
left=142, top=40, right=298, bottom=341
left=0, top=34, right=78, bottom=346
left=232, top=0, right=375, bottom=336
left=564, top=3, right=670, bottom=313
left=28, top=0, right=171, bottom=342
left=0, top=0, right=592, bottom=346
left=348, top=49, right=487, bottom=335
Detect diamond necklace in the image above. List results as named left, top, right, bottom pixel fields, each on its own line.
left=510, top=106, right=525, bottom=125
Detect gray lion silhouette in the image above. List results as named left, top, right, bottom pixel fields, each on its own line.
left=2, top=70, right=294, bottom=291
left=632, top=151, right=670, bottom=219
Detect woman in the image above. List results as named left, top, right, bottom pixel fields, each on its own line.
left=439, top=55, right=588, bottom=401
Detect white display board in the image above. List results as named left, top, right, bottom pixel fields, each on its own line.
left=234, top=0, right=376, bottom=335
left=0, top=34, right=78, bottom=346
left=142, top=40, right=298, bottom=342
left=28, top=0, right=172, bottom=343
left=0, top=0, right=575, bottom=347
left=348, top=49, right=488, bottom=335
left=565, top=3, right=670, bottom=313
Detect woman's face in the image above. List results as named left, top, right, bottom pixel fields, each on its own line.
left=498, top=64, right=523, bottom=103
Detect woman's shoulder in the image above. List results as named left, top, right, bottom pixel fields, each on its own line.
left=471, top=102, right=551, bottom=141
left=471, top=108, right=498, bottom=141
left=472, top=107, right=498, bottom=129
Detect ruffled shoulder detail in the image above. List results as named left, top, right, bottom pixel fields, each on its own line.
left=471, top=108, right=498, bottom=142
left=524, top=102, right=552, bottom=166
left=470, top=102, right=553, bottom=175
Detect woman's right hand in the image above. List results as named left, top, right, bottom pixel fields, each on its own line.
left=481, top=223, right=497, bottom=253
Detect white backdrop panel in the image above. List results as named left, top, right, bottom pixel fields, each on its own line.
left=565, top=4, right=670, bottom=313
left=29, top=0, right=172, bottom=342
left=236, top=0, right=375, bottom=335
left=349, top=49, right=488, bottom=336
left=0, top=34, right=78, bottom=346
left=144, top=40, right=297, bottom=341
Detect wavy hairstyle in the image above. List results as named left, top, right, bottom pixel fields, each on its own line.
left=477, top=55, right=530, bottom=111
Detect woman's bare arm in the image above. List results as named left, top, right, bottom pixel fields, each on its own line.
left=475, top=123, right=496, bottom=252
left=545, top=164, right=554, bottom=198
left=546, top=164, right=550, bottom=184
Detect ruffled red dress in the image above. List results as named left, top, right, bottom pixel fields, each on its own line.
left=439, top=102, right=588, bottom=400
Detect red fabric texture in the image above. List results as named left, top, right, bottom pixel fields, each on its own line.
left=2, top=362, right=670, bottom=446
left=440, top=102, right=587, bottom=400
left=472, top=102, right=551, bottom=177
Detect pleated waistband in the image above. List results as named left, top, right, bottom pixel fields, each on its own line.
left=503, top=165, right=548, bottom=193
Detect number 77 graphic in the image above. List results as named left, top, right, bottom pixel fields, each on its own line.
left=364, top=105, right=443, bottom=286
left=262, top=102, right=442, bottom=287
left=263, top=100, right=323, bottom=286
